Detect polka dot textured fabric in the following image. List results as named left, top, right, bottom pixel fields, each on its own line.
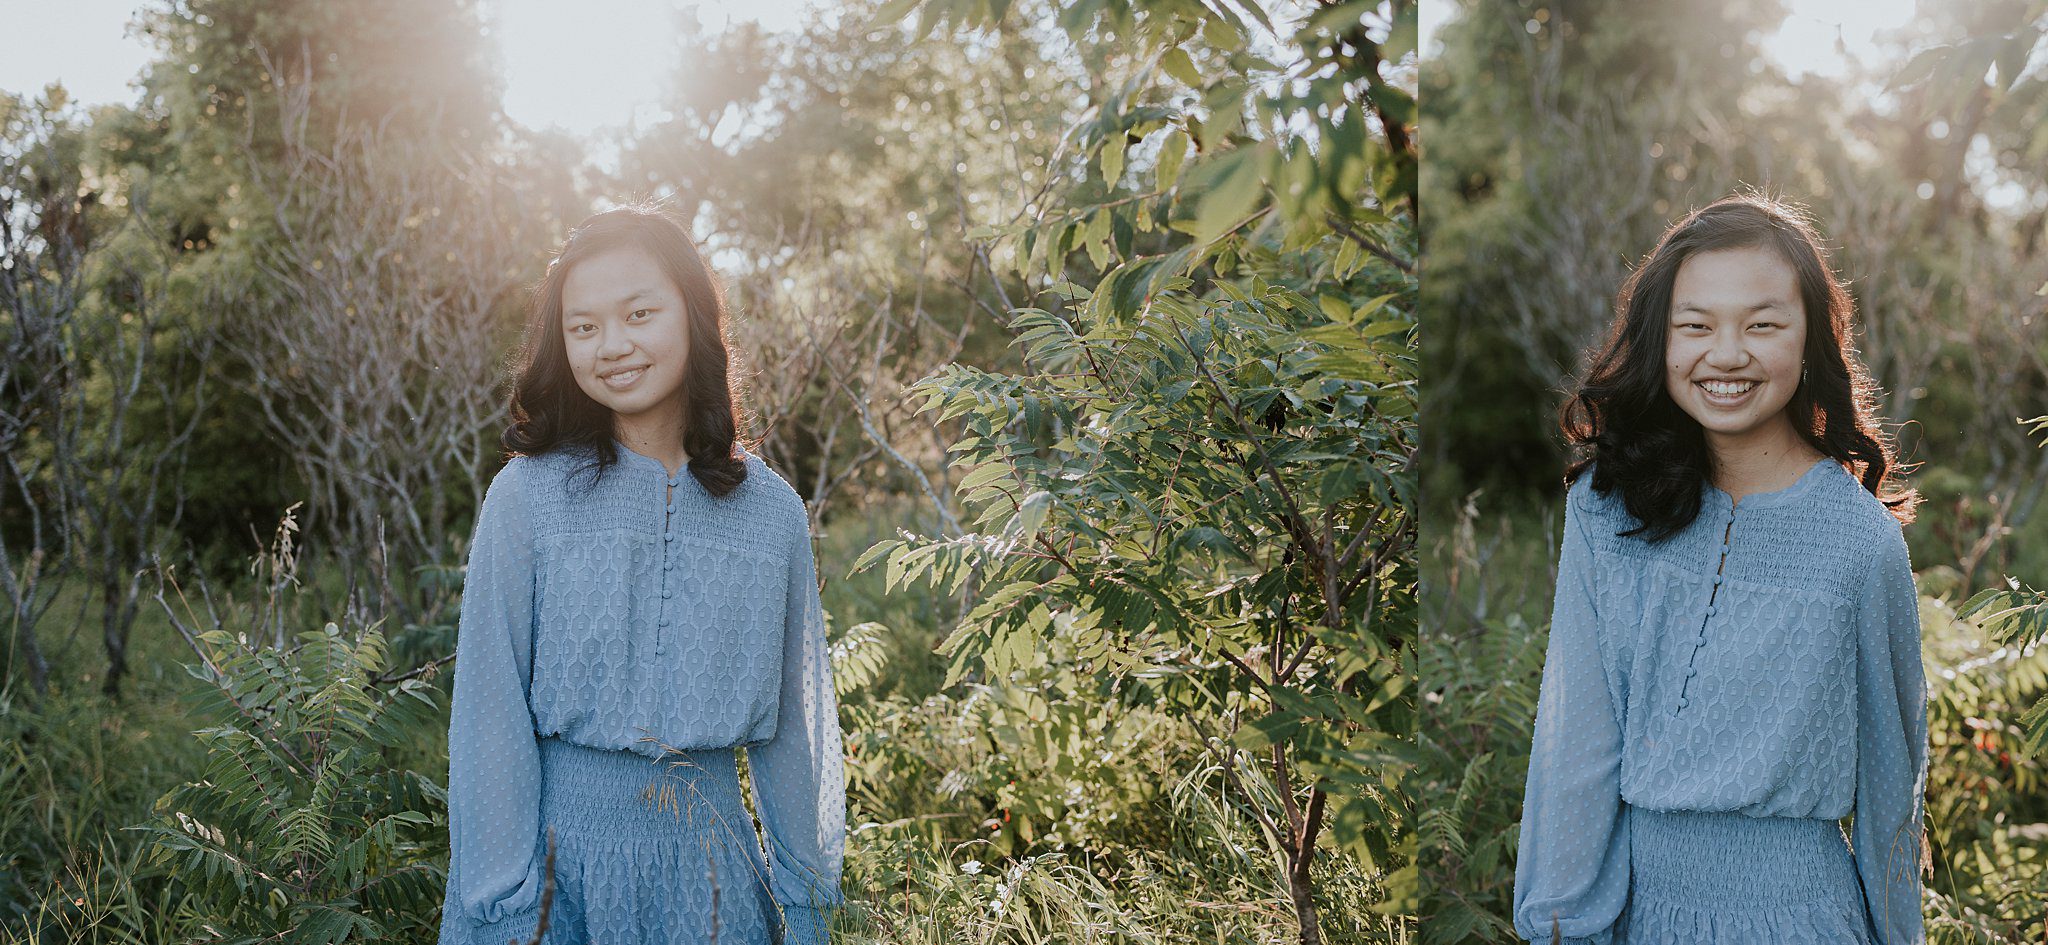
left=438, top=442, right=843, bottom=945
left=1511, top=459, right=1927, bottom=945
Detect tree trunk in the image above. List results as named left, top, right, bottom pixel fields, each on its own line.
left=101, top=571, right=128, bottom=698
left=1286, top=849, right=1323, bottom=945
left=10, top=599, right=52, bottom=700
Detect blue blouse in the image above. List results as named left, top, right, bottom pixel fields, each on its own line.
left=1511, top=459, right=1927, bottom=944
left=441, top=442, right=844, bottom=945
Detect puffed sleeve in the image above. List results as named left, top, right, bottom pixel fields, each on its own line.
left=439, top=460, right=546, bottom=945
left=1850, top=527, right=1927, bottom=945
left=745, top=509, right=846, bottom=945
left=1512, top=484, right=1630, bottom=945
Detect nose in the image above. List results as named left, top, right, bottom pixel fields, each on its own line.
left=595, top=325, right=634, bottom=361
left=1704, top=325, right=1748, bottom=371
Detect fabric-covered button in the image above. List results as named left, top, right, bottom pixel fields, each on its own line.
left=663, top=590, right=673, bottom=599
left=1706, top=605, right=1717, bottom=617
left=1687, top=667, right=1697, bottom=678
left=1713, top=574, right=1723, bottom=586
left=666, top=504, right=676, bottom=514
left=665, top=533, right=675, bottom=542
left=658, top=617, right=670, bottom=628
left=1678, top=696, right=1689, bottom=709
left=1696, top=633, right=1708, bottom=646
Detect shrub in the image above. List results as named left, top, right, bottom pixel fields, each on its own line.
left=137, top=619, right=448, bottom=943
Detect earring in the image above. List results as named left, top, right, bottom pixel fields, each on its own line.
left=1802, top=362, right=1809, bottom=386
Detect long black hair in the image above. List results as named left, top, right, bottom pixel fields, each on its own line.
left=502, top=200, right=749, bottom=497
left=1560, top=192, right=1916, bottom=540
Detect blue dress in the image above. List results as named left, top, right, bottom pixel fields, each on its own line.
left=437, top=441, right=843, bottom=945
left=1511, top=459, right=1927, bottom=945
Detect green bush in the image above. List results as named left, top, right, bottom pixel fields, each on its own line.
left=137, top=620, right=447, bottom=943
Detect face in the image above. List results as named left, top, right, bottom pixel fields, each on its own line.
left=559, top=243, right=691, bottom=423
left=1662, top=244, right=1807, bottom=444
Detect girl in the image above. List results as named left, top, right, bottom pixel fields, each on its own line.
left=437, top=202, right=844, bottom=945
left=1511, top=194, right=1928, bottom=944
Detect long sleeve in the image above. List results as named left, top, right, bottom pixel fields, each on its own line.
left=1851, top=529, right=1927, bottom=945
left=441, top=461, right=545, bottom=945
left=745, top=516, right=846, bottom=945
left=1512, top=491, right=1630, bottom=945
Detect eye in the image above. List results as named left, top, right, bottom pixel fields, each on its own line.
left=567, top=323, right=593, bottom=335
left=629, top=308, right=652, bottom=320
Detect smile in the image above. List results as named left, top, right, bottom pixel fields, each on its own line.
left=601, top=366, right=648, bottom=389
left=1695, top=379, right=1758, bottom=404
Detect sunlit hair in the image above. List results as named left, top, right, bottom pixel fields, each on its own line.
left=1560, top=192, right=1916, bottom=540
left=503, top=200, right=748, bottom=497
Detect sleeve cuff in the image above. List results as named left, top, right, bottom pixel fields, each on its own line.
left=449, top=906, right=541, bottom=945
left=1522, top=927, right=1614, bottom=945
left=776, top=902, right=832, bottom=945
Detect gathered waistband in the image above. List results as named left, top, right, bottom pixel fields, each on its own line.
left=1629, top=807, right=1859, bottom=907
left=536, top=735, right=750, bottom=847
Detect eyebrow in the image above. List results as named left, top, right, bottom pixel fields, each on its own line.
left=1672, top=300, right=1791, bottom=315
left=565, top=288, right=660, bottom=320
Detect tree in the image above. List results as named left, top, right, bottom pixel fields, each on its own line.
left=614, top=3, right=1083, bottom=521
left=0, top=87, right=95, bottom=699
left=69, top=181, right=218, bottom=697
left=855, top=2, right=1417, bottom=941
left=208, top=50, right=548, bottom=625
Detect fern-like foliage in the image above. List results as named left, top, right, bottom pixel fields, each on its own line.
left=1956, top=583, right=2048, bottom=756
left=1414, top=610, right=1544, bottom=945
left=135, top=621, right=448, bottom=944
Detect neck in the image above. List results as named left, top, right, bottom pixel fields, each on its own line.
left=1705, top=414, right=1823, bottom=500
left=613, top=398, right=691, bottom=477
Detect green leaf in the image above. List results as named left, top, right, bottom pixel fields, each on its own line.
left=1156, top=130, right=1189, bottom=193
left=1202, top=15, right=1244, bottom=53
left=1099, top=136, right=1126, bottom=187
left=1234, top=708, right=1304, bottom=749
left=956, top=461, right=1017, bottom=499
left=1083, top=209, right=1114, bottom=267
left=1360, top=318, right=1411, bottom=339
left=1161, top=46, right=1201, bottom=88
left=1191, top=148, right=1266, bottom=244
left=870, top=0, right=923, bottom=27
left=850, top=537, right=903, bottom=575
left=1008, top=490, right=1053, bottom=545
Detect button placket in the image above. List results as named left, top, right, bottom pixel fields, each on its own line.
left=656, top=473, right=680, bottom=657
left=1678, top=507, right=1737, bottom=717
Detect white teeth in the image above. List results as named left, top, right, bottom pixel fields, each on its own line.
left=605, top=368, right=644, bottom=385
left=1700, top=380, right=1756, bottom=396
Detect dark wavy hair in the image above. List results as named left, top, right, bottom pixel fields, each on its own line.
left=1560, top=192, right=1916, bottom=540
left=502, top=200, right=749, bottom=497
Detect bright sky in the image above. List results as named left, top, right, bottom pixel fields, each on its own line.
left=486, top=0, right=820, bottom=135
left=0, top=0, right=820, bottom=136
left=1758, top=0, right=1918, bottom=81
left=1420, top=0, right=1919, bottom=81
left=0, top=2, right=155, bottom=108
